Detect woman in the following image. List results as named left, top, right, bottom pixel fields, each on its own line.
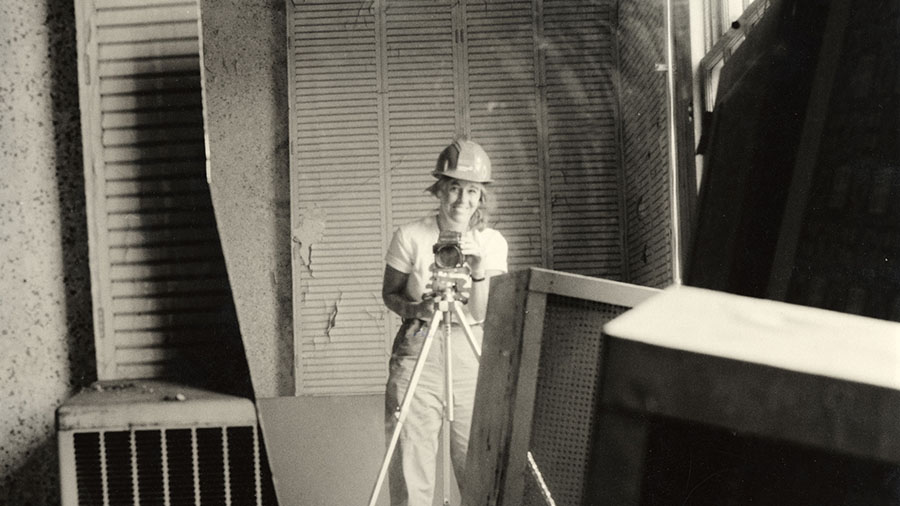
left=382, top=139, right=508, bottom=505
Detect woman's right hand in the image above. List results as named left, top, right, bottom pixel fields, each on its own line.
left=411, top=295, right=436, bottom=321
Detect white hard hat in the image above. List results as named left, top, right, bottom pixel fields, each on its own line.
left=433, top=140, right=492, bottom=183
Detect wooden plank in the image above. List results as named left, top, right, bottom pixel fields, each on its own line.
left=463, top=269, right=546, bottom=506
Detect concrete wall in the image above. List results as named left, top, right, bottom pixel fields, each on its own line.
left=0, top=2, right=95, bottom=504
left=198, top=3, right=396, bottom=504
left=199, top=0, right=294, bottom=399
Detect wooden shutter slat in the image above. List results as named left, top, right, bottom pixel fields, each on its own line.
left=97, top=21, right=197, bottom=43
left=101, top=109, right=201, bottom=129
left=102, top=143, right=204, bottom=163
left=98, top=40, right=199, bottom=61
left=110, top=278, right=230, bottom=298
left=99, top=56, right=200, bottom=78
left=110, top=261, right=227, bottom=282
left=99, top=75, right=201, bottom=95
left=113, top=311, right=224, bottom=332
left=112, top=294, right=231, bottom=313
left=116, top=330, right=214, bottom=348
left=101, top=91, right=201, bottom=111
left=108, top=244, right=221, bottom=264
left=95, top=5, right=197, bottom=26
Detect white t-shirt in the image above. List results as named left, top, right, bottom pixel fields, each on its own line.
left=385, top=214, right=508, bottom=307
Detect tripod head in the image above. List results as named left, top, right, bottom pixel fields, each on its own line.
left=424, top=263, right=472, bottom=306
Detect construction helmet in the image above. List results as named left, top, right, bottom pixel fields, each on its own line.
left=433, top=139, right=492, bottom=183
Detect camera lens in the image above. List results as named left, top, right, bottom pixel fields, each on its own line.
left=435, top=244, right=463, bottom=269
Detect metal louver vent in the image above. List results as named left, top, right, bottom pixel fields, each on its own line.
left=71, top=427, right=275, bottom=506
left=58, top=381, right=278, bottom=506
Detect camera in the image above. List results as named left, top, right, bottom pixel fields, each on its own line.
left=433, top=230, right=465, bottom=269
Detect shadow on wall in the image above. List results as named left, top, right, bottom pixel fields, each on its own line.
left=49, top=0, right=95, bottom=391
left=2, top=441, right=61, bottom=506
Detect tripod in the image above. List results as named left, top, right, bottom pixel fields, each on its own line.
left=368, top=278, right=482, bottom=506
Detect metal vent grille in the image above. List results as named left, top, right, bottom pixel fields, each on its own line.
left=523, top=293, right=630, bottom=506
left=69, top=426, right=276, bottom=506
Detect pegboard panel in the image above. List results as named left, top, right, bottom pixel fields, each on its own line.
left=523, top=294, right=629, bottom=506
left=464, top=268, right=660, bottom=506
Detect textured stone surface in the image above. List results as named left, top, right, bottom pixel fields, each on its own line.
left=0, top=1, right=94, bottom=504
left=200, top=0, right=293, bottom=397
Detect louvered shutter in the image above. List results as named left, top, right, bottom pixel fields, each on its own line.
left=77, top=0, right=230, bottom=379
left=618, top=0, right=672, bottom=287
left=289, top=0, right=388, bottom=394
left=289, top=0, right=625, bottom=395
left=385, top=0, right=457, bottom=228
left=383, top=2, right=459, bottom=370
left=542, top=0, right=623, bottom=279
left=464, top=0, right=546, bottom=271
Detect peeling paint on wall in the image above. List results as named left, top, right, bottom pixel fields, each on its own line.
left=324, top=290, right=343, bottom=340
left=291, top=205, right=327, bottom=275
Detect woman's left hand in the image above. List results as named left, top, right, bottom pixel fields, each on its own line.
left=460, top=237, right=484, bottom=274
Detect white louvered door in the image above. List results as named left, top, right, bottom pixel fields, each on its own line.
left=385, top=0, right=458, bottom=229
left=289, top=0, right=622, bottom=395
left=542, top=0, right=623, bottom=278
left=290, top=0, right=392, bottom=395
left=464, top=0, right=545, bottom=272
left=77, top=0, right=232, bottom=380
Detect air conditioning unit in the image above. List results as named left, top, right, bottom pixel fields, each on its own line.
left=57, top=380, right=277, bottom=506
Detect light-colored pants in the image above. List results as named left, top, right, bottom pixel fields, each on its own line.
left=385, top=318, right=483, bottom=506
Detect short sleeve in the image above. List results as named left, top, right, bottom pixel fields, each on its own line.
left=481, top=229, right=508, bottom=273
left=385, top=226, right=414, bottom=274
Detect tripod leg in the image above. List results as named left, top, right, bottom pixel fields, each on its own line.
left=452, top=302, right=482, bottom=360
left=442, top=309, right=453, bottom=506
left=368, top=312, right=443, bottom=506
